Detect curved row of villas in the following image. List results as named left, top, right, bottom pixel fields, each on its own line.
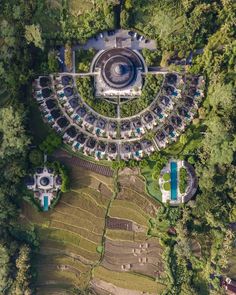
left=32, top=73, right=204, bottom=161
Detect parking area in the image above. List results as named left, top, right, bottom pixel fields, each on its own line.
left=74, top=29, right=157, bottom=51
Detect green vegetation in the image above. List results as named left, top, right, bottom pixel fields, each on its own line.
left=179, top=167, right=188, bottom=194
left=39, top=131, right=62, bottom=154
left=76, top=77, right=117, bottom=117
left=141, top=48, right=162, bottom=66
left=163, top=173, right=170, bottom=181
left=163, top=182, right=171, bottom=191
left=28, top=149, right=44, bottom=167
left=120, top=74, right=164, bottom=117
left=75, top=48, right=96, bottom=72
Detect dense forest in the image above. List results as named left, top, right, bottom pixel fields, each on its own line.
left=0, top=0, right=235, bottom=294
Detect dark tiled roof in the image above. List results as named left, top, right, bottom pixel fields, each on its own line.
left=86, top=137, right=96, bottom=148
left=143, top=112, right=153, bottom=123
left=45, top=99, right=56, bottom=110
left=61, top=75, right=72, bottom=86
left=132, top=118, right=142, bottom=128
left=153, top=105, right=162, bottom=115
left=108, top=143, right=117, bottom=153
left=76, top=107, right=86, bottom=117
left=68, top=98, right=79, bottom=109
left=42, top=87, right=52, bottom=98
left=77, top=132, right=87, bottom=144
left=66, top=126, right=77, bottom=138
left=51, top=109, right=61, bottom=119
left=85, top=114, right=96, bottom=124
left=64, top=87, right=73, bottom=97
left=156, top=132, right=165, bottom=141
left=160, top=96, right=171, bottom=106
left=121, top=121, right=131, bottom=131
left=97, top=142, right=106, bottom=151
left=171, top=115, right=182, bottom=127
left=166, top=73, right=177, bottom=85
left=57, top=117, right=69, bottom=128
left=96, top=119, right=106, bottom=129
left=40, top=77, right=50, bottom=87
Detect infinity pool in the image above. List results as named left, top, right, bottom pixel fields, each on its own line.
left=170, top=162, right=178, bottom=200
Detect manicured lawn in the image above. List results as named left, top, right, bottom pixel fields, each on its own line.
left=141, top=161, right=162, bottom=202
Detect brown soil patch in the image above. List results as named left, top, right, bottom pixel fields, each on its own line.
left=106, top=217, right=132, bottom=231
left=102, top=238, right=164, bottom=278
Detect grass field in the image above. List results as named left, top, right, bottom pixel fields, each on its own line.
left=93, top=266, right=166, bottom=294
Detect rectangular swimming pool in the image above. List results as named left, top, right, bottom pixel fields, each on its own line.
left=43, top=196, right=49, bottom=211
left=170, top=162, right=178, bottom=201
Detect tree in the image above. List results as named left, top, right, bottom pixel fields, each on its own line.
left=0, top=106, right=30, bottom=158
left=0, top=244, right=11, bottom=293
left=120, top=10, right=130, bottom=28
left=29, top=149, right=43, bottom=166
left=39, top=131, right=62, bottom=154
left=24, top=24, right=43, bottom=49
left=11, top=245, right=31, bottom=295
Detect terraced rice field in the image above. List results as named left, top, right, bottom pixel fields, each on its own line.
left=21, top=161, right=165, bottom=294
left=92, top=266, right=166, bottom=294
left=20, top=163, right=114, bottom=293
left=91, top=168, right=166, bottom=294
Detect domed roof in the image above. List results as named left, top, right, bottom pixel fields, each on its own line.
left=40, top=176, right=50, bottom=186
left=93, top=48, right=145, bottom=90
left=114, top=64, right=126, bottom=76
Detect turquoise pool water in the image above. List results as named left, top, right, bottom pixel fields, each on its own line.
left=43, top=196, right=49, bottom=211
left=170, top=162, right=178, bottom=200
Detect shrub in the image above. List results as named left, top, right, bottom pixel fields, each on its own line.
left=163, top=182, right=171, bottom=191
left=163, top=173, right=170, bottom=181
left=179, top=167, right=188, bottom=194
left=50, top=161, right=70, bottom=193
left=48, top=50, right=59, bottom=72
left=96, top=245, right=104, bottom=254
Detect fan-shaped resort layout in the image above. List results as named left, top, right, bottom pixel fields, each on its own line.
left=1, top=2, right=235, bottom=295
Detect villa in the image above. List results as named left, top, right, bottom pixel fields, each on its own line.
left=159, top=160, right=197, bottom=204
left=26, top=166, right=62, bottom=211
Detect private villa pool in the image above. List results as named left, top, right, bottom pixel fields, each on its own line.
left=170, top=161, right=178, bottom=201
left=43, top=196, right=49, bottom=211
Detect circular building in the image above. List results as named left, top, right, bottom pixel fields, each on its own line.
left=92, top=48, right=146, bottom=98
left=40, top=176, right=50, bottom=187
